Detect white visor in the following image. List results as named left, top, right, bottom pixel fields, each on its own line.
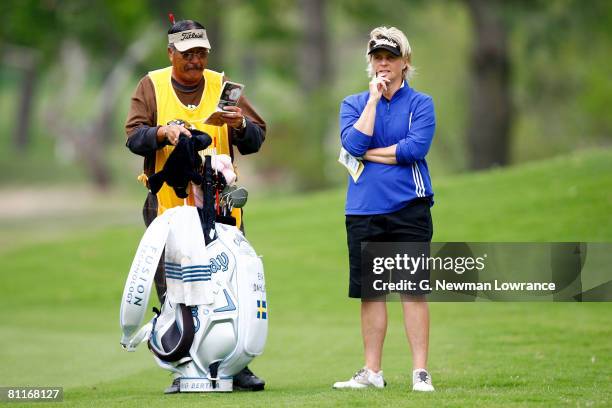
left=168, top=29, right=211, bottom=52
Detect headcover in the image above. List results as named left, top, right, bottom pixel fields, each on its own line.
left=148, top=130, right=212, bottom=198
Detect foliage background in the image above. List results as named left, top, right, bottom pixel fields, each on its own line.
left=0, top=1, right=611, bottom=406
left=1, top=0, right=611, bottom=191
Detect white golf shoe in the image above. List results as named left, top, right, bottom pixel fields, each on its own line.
left=412, top=369, right=435, bottom=392
left=333, top=367, right=386, bottom=389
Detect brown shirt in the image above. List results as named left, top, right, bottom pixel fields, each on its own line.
left=125, top=73, right=266, bottom=176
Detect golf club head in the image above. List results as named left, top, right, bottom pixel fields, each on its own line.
left=221, top=185, right=248, bottom=209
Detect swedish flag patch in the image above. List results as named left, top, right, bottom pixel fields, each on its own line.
left=256, top=300, right=267, bottom=320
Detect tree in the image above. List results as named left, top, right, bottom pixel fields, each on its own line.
left=43, top=27, right=158, bottom=189
left=235, top=0, right=335, bottom=190
left=464, top=0, right=512, bottom=169
left=3, top=45, right=41, bottom=152
left=1, top=0, right=159, bottom=187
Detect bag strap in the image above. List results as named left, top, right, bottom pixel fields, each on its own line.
left=119, top=209, right=173, bottom=348
left=147, top=303, right=195, bottom=362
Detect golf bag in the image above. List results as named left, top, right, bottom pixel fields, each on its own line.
left=119, top=205, right=268, bottom=392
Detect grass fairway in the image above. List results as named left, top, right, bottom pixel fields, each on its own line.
left=1, top=149, right=611, bottom=407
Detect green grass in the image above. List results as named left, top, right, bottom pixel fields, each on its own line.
left=1, top=149, right=611, bottom=407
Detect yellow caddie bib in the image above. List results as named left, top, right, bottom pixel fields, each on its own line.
left=148, top=67, right=241, bottom=227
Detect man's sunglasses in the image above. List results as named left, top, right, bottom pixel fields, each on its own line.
left=177, top=49, right=209, bottom=60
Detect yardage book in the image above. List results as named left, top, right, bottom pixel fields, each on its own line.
left=204, top=81, right=245, bottom=126
left=338, top=147, right=364, bottom=182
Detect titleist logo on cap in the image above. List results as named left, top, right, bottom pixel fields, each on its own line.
left=168, top=29, right=210, bottom=49
left=181, top=31, right=204, bottom=40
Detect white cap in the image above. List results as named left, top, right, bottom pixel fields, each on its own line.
left=168, top=29, right=211, bottom=52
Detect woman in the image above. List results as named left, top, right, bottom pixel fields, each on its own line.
left=333, top=26, right=436, bottom=392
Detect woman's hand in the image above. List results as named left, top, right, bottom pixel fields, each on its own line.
left=368, top=75, right=390, bottom=103
left=363, top=145, right=398, bottom=165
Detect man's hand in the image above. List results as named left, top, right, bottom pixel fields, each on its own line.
left=220, top=106, right=245, bottom=129
left=158, top=123, right=192, bottom=146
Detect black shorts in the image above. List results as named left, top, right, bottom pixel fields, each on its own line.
left=346, top=198, right=433, bottom=299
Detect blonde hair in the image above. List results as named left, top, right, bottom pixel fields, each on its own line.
left=366, top=26, right=415, bottom=81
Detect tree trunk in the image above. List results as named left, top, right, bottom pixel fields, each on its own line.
left=465, top=0, right=513, bottom=169
left=13, top=67, right=37, bottom=152
left=3, top=45, right=40, bottom=152
left=297, top=0, right=333, bottom=190
left=298, top=0, right=330, bottom=93
left=204, top=2, right=224, bottom=70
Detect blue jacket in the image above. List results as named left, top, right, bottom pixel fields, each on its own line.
left=340, top=82, right=435, bottom=215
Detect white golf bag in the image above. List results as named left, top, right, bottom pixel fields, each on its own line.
left=120, top=205, right=268, bottom=392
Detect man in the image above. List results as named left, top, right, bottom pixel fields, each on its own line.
left=333, top=26, right=436, bottom=392
left=125, top=19, right=266, bottom=393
